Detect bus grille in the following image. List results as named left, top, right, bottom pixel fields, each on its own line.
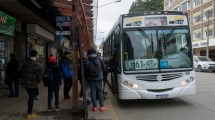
left=147, top=88, right=173, bottom=92
left=136, top=73, right=183, bottom=82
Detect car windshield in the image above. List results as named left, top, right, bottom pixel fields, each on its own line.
left=123, top=28, right=192, bottom=71
left=197, top=56, right=211, bottom=61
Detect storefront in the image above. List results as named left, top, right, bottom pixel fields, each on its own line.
left=51, top=35, right=71, bottom=62
left=27, top=24, right=54, bottom=68
left=192, top=38, right=215, bottom=60
left=0, top=10, right=16, bottom=84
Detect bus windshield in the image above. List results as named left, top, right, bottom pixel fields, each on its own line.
left=123, top=28, right=192, bottom=71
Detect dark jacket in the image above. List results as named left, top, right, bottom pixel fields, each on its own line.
left=47, top=63, right=62, bottom=86
left=85, top=54, right=106, bottom=81
left=19, top=58, right=43, bottom=88
left=5, top=59, right=20, bottom=79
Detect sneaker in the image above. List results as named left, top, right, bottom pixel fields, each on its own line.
left=48, top=107, right=54, bottom=112
left=55, top=107, right=61, bottom=111
left=64, top=96, right=70, bottom=100
left=100, top=107, right=106, bottom=112
left=8, top=95, right=14, bottom=98
left=26, top=114, right=32, bottom=119
left=31, top=113, right=39, bottom=119
left=35, top=95, right=40, bottom=100
left=26, top=113, right=39, bottom=119
left=91, top=107, right=97, bottom=112
left=79, top=97, right=83, bottom=101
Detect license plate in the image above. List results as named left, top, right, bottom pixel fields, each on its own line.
left=155, top=94, right=169, bottom=99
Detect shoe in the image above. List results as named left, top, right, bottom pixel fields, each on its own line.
left=31, top=113, right=39, bottom=119
left=8, top=95, right=14, bottom=97
left=79, top=97, right=83, bottom=101
left=26, top=113, right=39, bottom=119
left=55, top=107, right=61, bottom=111
left=91, top=107, right=97, bottom=112
left=100, top=107, right=106, bottom=112
left=26, top=114, right=32, bottom=119
left=64, top=96, right=70, bottom=100
left=35, top=95, right=40, bottom=100
left=48, top=107, right=54, bottom=112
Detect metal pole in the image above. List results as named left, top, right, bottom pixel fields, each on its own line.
left=206, top=10, right=210, bottom=58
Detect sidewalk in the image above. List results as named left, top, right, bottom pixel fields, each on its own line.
left=0, top=83, right=84, bottom=120
left=87, top=87, right=118, bottom=120
left=0, top=83, right=117, bottom=120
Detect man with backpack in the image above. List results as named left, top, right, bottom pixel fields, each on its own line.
left=85, top=48, right=106, bottom=112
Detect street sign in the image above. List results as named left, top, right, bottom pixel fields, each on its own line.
left=56, top=16, right=71, bottom=22
left=56, top=22, right=71, bottom=26
left=56, top=31, right=71, bottom=35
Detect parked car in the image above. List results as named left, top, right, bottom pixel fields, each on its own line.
left=193, top=56, right=215, bottom=72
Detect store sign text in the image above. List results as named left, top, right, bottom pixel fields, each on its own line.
left=0, top=16, right=7, bottom=23
left=192, top=42, right=207, bottom=48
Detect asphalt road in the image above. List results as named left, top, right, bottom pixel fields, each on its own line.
left=107, top=71, right=215, bottom=120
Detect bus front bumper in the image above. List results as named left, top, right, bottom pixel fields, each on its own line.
left=118, top=82, right=196, bottom=100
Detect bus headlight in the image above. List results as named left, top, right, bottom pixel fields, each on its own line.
left=133, top=84, right=139, bottom=89
left=181, top=76, right=194, bottom=86
left=123, top=80, right=139, bottom=89
left=190, top=76, right=194, bottom=81
left=181, top=79, right=190, bottom=86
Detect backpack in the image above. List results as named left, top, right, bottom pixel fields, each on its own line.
left=42, top=67, right=54, bottom=87
left=88, top=60, right=101, bottom=78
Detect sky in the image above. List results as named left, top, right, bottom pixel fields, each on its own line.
left=92, top=0, right=135, bottom=48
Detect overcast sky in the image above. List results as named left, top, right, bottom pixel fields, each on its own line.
left=93, top=0, right=135, bottom=47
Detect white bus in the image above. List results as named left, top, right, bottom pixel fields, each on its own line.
left=103, top=11, right=196, bottom=99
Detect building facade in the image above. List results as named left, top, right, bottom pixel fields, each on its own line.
left=164, top=0, right=215, bottom=60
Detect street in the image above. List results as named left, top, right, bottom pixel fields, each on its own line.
left=106, top=71, right=215, bottom=120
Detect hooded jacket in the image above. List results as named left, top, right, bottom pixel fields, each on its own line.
left=85, top=53, right=106, bottom=81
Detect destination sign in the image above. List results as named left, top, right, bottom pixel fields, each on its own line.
left=123, top=15, right=188, bottom=28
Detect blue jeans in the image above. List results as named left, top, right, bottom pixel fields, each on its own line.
left=88, top=80, right=104, bottom=107
left=25, top=88, right=37, bottom=114
left=48, top=86, right=60, bottom=109
left=7, top=77, right=19, bottom=96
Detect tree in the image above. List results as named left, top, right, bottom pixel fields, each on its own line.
left=129, top=0, right=164, bottom=13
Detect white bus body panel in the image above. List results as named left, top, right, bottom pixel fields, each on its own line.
left=118, top=70, right=196, bottom=99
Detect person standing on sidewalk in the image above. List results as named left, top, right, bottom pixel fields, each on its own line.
left=45, top=55, right=62, bottom=111
left=5, top=53, right=20, bottom=97
left=85, top=48, right=106, bottom=112
left=59, top=51, right=73, bottom=100
left=19, top=50, right=43, bottom=119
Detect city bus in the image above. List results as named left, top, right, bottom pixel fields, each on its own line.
left=103, top=11, right=196, bottom=99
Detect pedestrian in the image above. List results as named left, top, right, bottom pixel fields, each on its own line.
left=19, top=50, right=43, bottom=119
left=103, top=60, right=109, bottom=96
left=5, top=53, right=20, bottom=97
left=97, top=53, right=108, bottom=98
left=59, top=51, right=73, bottom=100
left=46, top=55, right=61, bottom=111
left=78, top=57, right=91, bottom=105
left=85, top=48, right=106, bottom=112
